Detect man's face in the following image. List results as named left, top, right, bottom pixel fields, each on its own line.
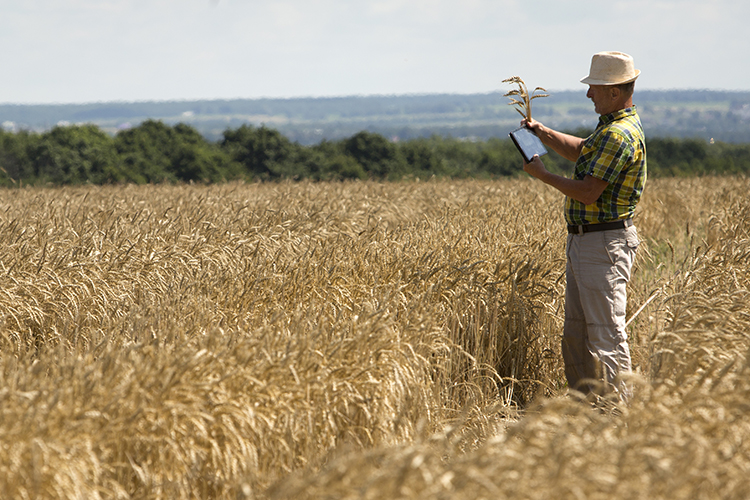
left=586, top=85, right=616, bottom=115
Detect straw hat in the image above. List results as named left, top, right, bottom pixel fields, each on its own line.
left=580, top=51, right=640, bottom=86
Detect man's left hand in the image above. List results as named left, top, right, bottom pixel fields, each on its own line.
left=523, top=155, right=548, bottom=180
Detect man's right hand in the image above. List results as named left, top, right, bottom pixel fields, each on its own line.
left=523, top=117, right=544, bottom=136
left=522, top=119, right=585, bottom=162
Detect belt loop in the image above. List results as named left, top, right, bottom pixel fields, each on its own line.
left=577, top=225, right=584, bottom=235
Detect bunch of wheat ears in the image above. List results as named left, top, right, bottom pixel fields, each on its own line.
left=503, top=76, right=549, bottom=121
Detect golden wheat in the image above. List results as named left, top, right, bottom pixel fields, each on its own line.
left=502, top=76, right=549, bottom=121
left=1, top=177, right=749, bottom=498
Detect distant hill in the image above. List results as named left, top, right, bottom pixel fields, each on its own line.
left=2, top=90, right=749, bottom=145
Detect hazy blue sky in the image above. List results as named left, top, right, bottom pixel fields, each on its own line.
left=1, top=0, right=748, bottom=104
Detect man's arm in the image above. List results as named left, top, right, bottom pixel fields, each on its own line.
left=523, top=155, right=608, bottom=206
left=524, top=118, right=585, bottom=162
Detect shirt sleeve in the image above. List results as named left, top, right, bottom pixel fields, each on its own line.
left=586, top=129, right=634, bottom=184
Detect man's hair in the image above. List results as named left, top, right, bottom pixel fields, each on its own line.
left=615, top=81, right=635, bottom=98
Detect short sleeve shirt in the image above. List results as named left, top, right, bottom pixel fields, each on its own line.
left=565, top=106, right=647, bottom=225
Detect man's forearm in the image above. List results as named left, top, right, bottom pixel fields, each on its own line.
left=524, top=157, right=608, bottom=205
left=535, top=125, right=585, bottom=162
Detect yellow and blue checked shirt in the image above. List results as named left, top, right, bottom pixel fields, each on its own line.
left=565, top=106, right=647, bottom=225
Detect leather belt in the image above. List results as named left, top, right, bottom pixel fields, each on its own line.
left=567, top=218, right=633, bottom=235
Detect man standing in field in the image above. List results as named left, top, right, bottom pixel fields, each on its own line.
left=522, top=51, right=646, bottom=400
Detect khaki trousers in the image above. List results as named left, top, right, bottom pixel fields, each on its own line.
left=563, top=225, right=639, bottom=396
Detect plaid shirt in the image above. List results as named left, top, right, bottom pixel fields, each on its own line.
left=565, top=106, right=647, bottom=225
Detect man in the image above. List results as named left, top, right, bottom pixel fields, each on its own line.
left=522, top=51, right=646, bottom=399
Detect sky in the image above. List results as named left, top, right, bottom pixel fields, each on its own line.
left=1, top=0, right=748, bottom=104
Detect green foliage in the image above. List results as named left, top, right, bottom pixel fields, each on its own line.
left=32, top=124, right=122, bottom=184
left=343, top=131, right=404, bottom=179
left=399, top=138, right=441, bottom=175
left=645, top=137, right=750, bottom=177
left=302, top=141, right=367, bottom=181
left=170, top=123, right=241, bottom=183
left=115, top=120, right=179, bottom=183
left=0, top=129, right=37, bottom=186
left=221, top=125, right=303, bottom=180
left=1, top=122, right=750, bottom=187
left=115, top=120, right=240, bottom=184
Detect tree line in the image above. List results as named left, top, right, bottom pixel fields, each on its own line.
left=1, top=120, right=749, bottom=187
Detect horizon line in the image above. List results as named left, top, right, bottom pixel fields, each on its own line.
left=2, top=87, right=750, bottom=107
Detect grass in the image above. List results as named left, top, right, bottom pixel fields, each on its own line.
left=1, top=176, right=749, bottom=499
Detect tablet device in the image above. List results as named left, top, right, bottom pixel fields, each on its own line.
left=509, top=126, right=548, bottom=163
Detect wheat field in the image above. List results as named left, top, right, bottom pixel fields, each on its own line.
left=1, top=177, right=749, bottom=499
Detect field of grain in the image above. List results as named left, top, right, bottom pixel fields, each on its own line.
left=1, top=177, right=749, bottom=499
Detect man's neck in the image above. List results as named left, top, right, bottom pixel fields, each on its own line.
left=600, top=98, right=633, bottom=117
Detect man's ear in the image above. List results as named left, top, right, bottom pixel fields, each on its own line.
left=609, top=86, right=620, bottom=100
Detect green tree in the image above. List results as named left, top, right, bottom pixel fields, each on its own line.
left=0, top=129, right=38, bottom=185
left=221, top=125, right=304, bottom=179
left=428, top=136, right=481, bottom=178
left=343, top=131, right=403, bottom=179
left=297, top=140, right=366, bottom=180
left=33, top=124, right=121, bottom=184
left=170, top=123, right=241, bottom=182
left=399, top=138, right=443, bottom=177
left=115, top=120, right=240, bottom=183
left=115, top=120, right=180, bottom=183
left=476, top=138, right=518, bottom=177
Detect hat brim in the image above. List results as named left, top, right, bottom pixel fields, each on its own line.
left=580, top=70, right=640, bottom=86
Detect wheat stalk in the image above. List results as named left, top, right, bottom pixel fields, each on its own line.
left=502, top=76, right=549, bottom=121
